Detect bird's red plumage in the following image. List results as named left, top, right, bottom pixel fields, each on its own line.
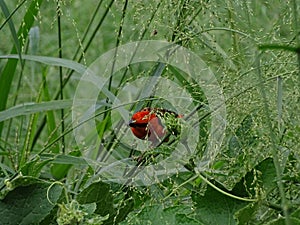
left=129, top=107, right=180, bottom=145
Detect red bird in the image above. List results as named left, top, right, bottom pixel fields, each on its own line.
left=129, top=107, right=182, bottom=146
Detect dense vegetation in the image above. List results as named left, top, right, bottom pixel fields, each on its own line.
left=0, top=0, right=299, bottom=224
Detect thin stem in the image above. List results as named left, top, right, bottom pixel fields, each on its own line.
left=255, top=53, right=290, bottom=225
left=196, top=171, right=256, bottom=202
left=292, top=0, right=300, bottom=92
left=57, top=1, right=65, bottom=153
left=71, top=0, right=103, bottom=63
left=0, top=0, right=26, bottom=30
left=31, top=0, right=115, bottom=148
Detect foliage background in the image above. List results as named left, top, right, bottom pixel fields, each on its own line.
left=0, top=0, right=300, bottom=224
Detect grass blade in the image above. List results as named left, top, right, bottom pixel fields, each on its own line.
left=0, top=0, right=44, bottom=137
left=0, top=100, right=72, bottom=122
left=0, top=0, right=22, bottom=63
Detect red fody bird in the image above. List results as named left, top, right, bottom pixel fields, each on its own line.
left=129, top=107, right=182, bottom=146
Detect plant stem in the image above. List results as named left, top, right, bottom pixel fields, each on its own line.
left=57, top=0, right=65, bottom=153
left=255, top=53, right=290, bottom=225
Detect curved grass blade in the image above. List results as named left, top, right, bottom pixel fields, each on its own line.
left=0, top=54, right=87, bottom=74
left=0, top=100, right=73, bottom=122
left=0, top=0, right=22, bottom=64
left=0, top=0, right=43, bottom=137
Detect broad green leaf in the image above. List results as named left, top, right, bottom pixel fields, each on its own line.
left=77, top=182, right=116, bottom=222
left=114, top=197, right=134, bottom=225
left=0, top=181, right=62, bottom=225
left=0, top=175, right=44, bottom=199
left=234, top=202, right=259, bottom=225
left=192, top=186, right=248, bottom=225
left=121, top=204, right=201, bottom=225
left=77, top=181, right=115, bottom=218
left=255, top=158, right=277, bottom=194
left=76, top=181, right=134, bottom=224
left=231, top=157, right=276, bottom=200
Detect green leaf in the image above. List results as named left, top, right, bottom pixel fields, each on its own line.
left=231, top=157, right=277, bottom=201
left=0, top=0, right=22, bottom=62
left=114, top=197, right=135, bottom=224
left=192, top=186, right=248, bottom=225
left=43, top=153, right=88, bottom=166
left=77, top=181, right=115, bottom=218
left=76, top=181, right=134, bottom=224
left=291, top=208, right=300, bottom=220
left=121, top=204, right=201, bottom=225
left=266, top=217, right=300, bottom=225
left=228, top=114, right=258, bottom=158
left=50, top=150, right=82, bottom=180
left=258, top=44, right=300, bottom=53
left=199, top=32, right=237, bottom=70
left=234, top=202, right=259, bottom=225
left=0, top=175, right=44, bottom=199
left=20, top=156, right=52, bottom=177
left=0, top=181, right=62, bottom=225
left=0, top=100, right=73, bottom=122
left=265, top=207, right=300, bottom=225
left=19, top=82, right=44, bottom=167
left=43, top=73, right=60, bottom=154
left=0, top=0, right=43, bottom=137
left=0, top=54, right=87, bottom=74
left=254, top=158, right=277, bottom=194
left=168, top=65, right=205, bottom=105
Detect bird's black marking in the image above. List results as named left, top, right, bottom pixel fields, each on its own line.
left=128, top=120, right=148, bottom=128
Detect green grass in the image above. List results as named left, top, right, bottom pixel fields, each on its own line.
left=0, top=0, right=300, bottom=224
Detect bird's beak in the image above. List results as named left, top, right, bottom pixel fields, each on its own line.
left=128, top=120, right=148, bottom=128
left=128, top=119, right=136, bottom=127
